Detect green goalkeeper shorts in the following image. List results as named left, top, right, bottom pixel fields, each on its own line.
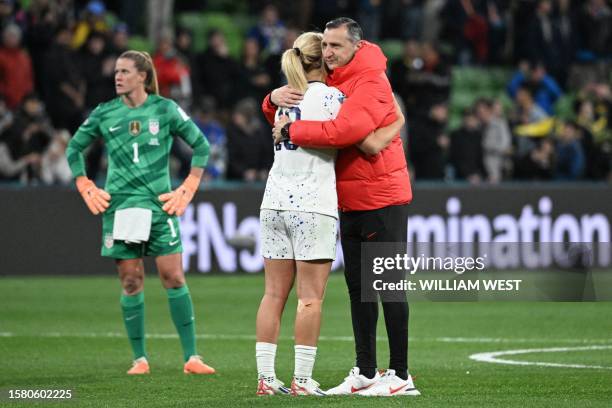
left=101, top=210, right=183, bottom=259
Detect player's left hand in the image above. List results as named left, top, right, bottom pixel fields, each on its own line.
left=273, top=115, right=291, bottom=144
left=158, top=174, right=200, bottom=216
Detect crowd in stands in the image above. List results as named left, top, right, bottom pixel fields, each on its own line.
left=0, top=0, right=610, bottom=186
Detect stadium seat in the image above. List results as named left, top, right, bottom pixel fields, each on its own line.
left=449, top=67, right=512, bottom=129
left=127, top=36, right=154, bottom=53
left=176, top=12, right=256, bottom=58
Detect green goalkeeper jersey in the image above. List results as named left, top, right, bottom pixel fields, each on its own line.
left=67, top=94, right=209, bottom=211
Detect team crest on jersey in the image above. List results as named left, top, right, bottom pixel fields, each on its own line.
left=104, top=233, right=114, bottom=249
left=149, top=119, right=159, bottom=135
left=129, top=120, right=141, bottom=136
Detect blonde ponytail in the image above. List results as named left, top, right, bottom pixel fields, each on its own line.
left=281, top=48, right=308, bottom=93
left=280, top=32, right=324, bottom=93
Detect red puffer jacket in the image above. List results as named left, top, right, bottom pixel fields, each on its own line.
left=262, top=41, right=412, bottom=211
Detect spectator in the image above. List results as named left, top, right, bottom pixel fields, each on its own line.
left=514, top=137, right=555, bottom=180
left=263, top=26, right=299, bottom=89
left=525, top=1, right=558, bottom=73
left=194, top=29, right=242, bottom=112
left=513, top=84, right=549, bottom=125
left=22, top=1, right=66, bottom=99
left=511, top=84, right=550, bottom=159
left=40, top=128, right=72, bottom=185
left=574, top=99, right=609, bottom=180
left=2, top=93, right=52, bottom=182
left=239, top=37, right=271, bottom=103
left=247, top=4, right=287, bottom=56
left=440, top=0, right=489, bottom=64
left=358, top=0, right=382, bottom=41
left=449, top=107, right=485, bottom=183
left=390, top=40, right=451, bottom=120
left=175, top=26, right=196, bottom=77
left=226, top=98, right=272, bottom=182
left=78, top=31, right=114, bottom=110
left=400, top=0, right=425, bottom=40
left=107, top=22, right=129, bottom=57
left=551, top=0, right=578, bottom=86
left=71, top=0, right=110, bottom=50
left=577, top=0, right=612, bottom=60
left=555, top=121, right=585, bottom=180
left=0, top=95, right=38, bottom=181
left=508, top=61, right=562, bottom=115
left=153, top=30, right=192, bottom=109
left=475, top=98, right=512, bottom=183
left=192, top=97, right=227, bottom=181
left=43, top=25, right=86, bottom=133
left=408, top=102, right=449, bottom=180
left=487, top=0, right=509, bottom=64
left=581, top=82, right=612, bottom=140
left=0, top=23, right=33, bottom=110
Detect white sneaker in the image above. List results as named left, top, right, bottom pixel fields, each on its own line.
left=325, top=367, right=381, bottom=395
left=256, top=376, right=290, bottom=395
left=359, top=369, right=420, bottom=396
left=290, top=377, right=326, bottom=396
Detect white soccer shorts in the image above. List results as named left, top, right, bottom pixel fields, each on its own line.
left=260, top=209, right=337, bottom=261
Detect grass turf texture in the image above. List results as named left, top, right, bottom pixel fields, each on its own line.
left=1, top=274, right=611, bottom=407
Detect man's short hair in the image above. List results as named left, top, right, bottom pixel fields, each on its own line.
left=325, top=17, right=363, bottom=43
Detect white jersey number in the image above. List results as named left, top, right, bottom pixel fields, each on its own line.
left=132, top=143, right=140, bottom=163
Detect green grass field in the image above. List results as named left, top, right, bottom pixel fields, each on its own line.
left=1, top=274, right=611, bottom=407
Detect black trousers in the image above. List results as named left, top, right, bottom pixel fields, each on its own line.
left=340, top=203, right=409, bottom=377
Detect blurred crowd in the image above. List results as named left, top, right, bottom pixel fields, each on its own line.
left=0, top=0, right=610, bottom=185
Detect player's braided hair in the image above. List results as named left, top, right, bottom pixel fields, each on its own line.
left=280, top=32, right=324, bottom=93
left=118, top=50, right=160, bottom=95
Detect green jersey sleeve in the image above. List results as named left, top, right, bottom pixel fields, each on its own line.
left=66, top=106, right=102, bottom=178
left=169, top=101, right=210, bottom=168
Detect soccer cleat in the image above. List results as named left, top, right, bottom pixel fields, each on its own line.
left=183, top=355, right=216, bottom=374
left=325, top=367, right=380, bottom=395
left=359, top=369, right=420, bottom=396
left=256, top=376, right=290, bottom=395
left=127, top=357, right=150, bottom=375
left=290, top=377, right=326, bottom=396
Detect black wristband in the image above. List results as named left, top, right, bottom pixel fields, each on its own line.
left=280, top=123, right=291, bottom=141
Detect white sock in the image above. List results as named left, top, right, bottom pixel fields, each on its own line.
left=294, top=345, right=317, bottom=381
left=256, top=342, right=277, bottom=379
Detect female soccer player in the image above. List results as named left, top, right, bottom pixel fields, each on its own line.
left=66, top=50, right=214, bottom=375
left=255, top=32, right=404, bottom=396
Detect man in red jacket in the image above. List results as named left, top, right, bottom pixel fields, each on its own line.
left=261, top=18, right=418, bottom=396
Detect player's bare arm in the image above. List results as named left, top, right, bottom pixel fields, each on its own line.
left=270, top=85, right=304, bottom=108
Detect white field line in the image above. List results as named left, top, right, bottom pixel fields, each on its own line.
left=469, top=345, right=612, bottom=370
left=1, top=332, right=611, bottom=344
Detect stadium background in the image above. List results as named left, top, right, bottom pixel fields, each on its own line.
left=1, top=1, right=611, bottom=407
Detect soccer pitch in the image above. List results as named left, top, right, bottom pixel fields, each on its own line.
left=1, top=274, right=611, bottom=407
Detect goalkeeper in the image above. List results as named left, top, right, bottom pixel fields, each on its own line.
left=66, top=50, right=214, bottom=375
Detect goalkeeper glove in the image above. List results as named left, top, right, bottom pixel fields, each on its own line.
left=76, top=176, right=111, bottom=215
left=158, top=173, right=201, bottom=216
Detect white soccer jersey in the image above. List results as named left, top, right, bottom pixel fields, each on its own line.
left=260, top=81, right=344, bottom=219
